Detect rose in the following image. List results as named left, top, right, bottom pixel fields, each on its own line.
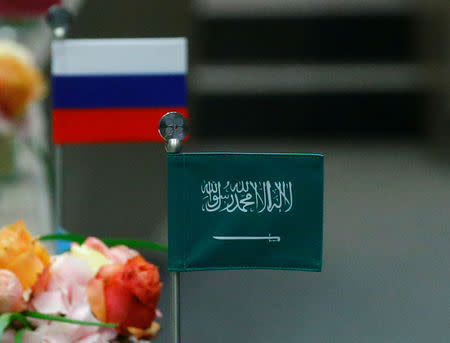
left=76, top=237, right=161, bottom=338
left=0, top=269, right=25, bottom=313
left=70, top=240, right=114, bottom=275
left=30, top=254, right=119, bottom=343
left=77, top=237, right=139, bottom=265
left=0, top=221, right=50, bottom=289
left=87, top=255, right=162, bottom=339
left=0, top=40, right=46, bottom=120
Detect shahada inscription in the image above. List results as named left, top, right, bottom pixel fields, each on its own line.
left=201, top=180, right=294, bottom=213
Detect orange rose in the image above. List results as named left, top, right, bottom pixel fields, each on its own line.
left=0, top=40, right=46, bottom=119
left=87, top=255, right=162, bottom=339
left=0, top=220, right=50, bottom=289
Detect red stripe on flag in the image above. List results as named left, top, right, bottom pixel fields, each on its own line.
left=0, top=0, right=60, bottom=16
left=53, top=107, right=188, bottom=144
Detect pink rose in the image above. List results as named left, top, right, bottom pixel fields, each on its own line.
left=30, top=255, right=118, bottom=343
left=0, top=269, right=25, bottom=313
left=83, top=237, right=139, bottom=264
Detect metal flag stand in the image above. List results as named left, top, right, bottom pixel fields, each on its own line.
left=159, top=111, right=189, bottom=343
left=46, top=5, right=73, bottom=233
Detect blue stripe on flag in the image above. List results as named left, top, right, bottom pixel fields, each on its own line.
left=53, top=74, right=187, bottom=109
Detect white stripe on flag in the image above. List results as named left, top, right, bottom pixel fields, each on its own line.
left=52, top=38, right=187, bottom=76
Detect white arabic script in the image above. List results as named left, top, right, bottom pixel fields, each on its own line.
left=201, top=180, right=294, bottom=213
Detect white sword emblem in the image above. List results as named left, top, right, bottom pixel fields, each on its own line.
left=213, top=234, right=281, bottom=243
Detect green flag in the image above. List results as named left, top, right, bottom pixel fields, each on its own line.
left=168, top=153, right=323, bottom=272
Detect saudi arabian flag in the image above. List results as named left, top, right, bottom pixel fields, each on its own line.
left=168, top=153, right=323, bottom=272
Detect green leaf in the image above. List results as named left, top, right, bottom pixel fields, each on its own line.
left=22, top=311, right=117, bottom=327
left=101, top=238, right=168, bottom=252
left=10, top=314, right=33, bottom=329
left=14, top=328, right=27, bottom=343
left=0, top=313, right=12, bottom=342
left=39, top=234, right=168, bottom=252
left=0, top=313, right=32, bottom=342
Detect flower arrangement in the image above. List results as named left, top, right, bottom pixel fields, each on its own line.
left=0, top=220, right=165, bottom=343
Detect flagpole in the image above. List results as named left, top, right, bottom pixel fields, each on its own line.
left=46, top=6, right=73, bottom=232
left=159, top=112, right=188, bottom=343
left=54, top=145, right=63, bottom=229
left=170, top=271, right=181, bottom=343
left=166, top=138, right=183, bottom=343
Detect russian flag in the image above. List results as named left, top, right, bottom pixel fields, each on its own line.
left=52, top=38, right=188, bottom=144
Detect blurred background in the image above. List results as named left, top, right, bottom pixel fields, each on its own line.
left=0, top=0, right=449, bottom=342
